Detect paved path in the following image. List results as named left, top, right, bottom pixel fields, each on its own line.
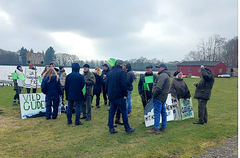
left=192, top=135, right=238, bottom=158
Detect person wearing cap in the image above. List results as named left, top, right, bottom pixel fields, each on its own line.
left=65, top=63, right=85, bottom=125
left=169, top=71, right=191, bottom=100
left=81, top=64, right=96, bottom=121
left=125, top=63, right=135, bottom=117
left=101, top=63, right=110, bottom=105
left=138, top=64, right=157, bottom=123
left=12, top=65, right=25, bottom=105
left=147, top=63, right=171, bottom=134
left=26, top=64, right=37, bottom=94
left=193, top=65, right=215, bottom=124
left=105, top=60, right=135, bottom=134
left=59, top=66, right=67, bottom=105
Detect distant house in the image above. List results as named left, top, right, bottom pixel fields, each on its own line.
left=177, top=61, right=227, bottom=76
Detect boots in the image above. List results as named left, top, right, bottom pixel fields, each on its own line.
left=12, top=100, right=17, bottom=105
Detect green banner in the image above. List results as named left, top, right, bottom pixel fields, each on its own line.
left=38, top=77, right=43, bottom=83
left=82, top=85, right=86, bottom=95
left=144, top=83, right=150, bottom=91
left=108, top=60, right=114, bottom=67
left=18, top=74, right=25, bottom=81
left=11, top=73, right=18, bottom=79
left=145, top=76, right=154, bottom=83
left=108, top=58, right=117, bottom=67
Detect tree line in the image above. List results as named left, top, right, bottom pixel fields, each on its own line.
left=0, top=34, right=237, bottom=70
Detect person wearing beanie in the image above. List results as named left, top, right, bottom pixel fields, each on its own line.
left=193, top=65, right=215, bottom=124
left=13, top=65, right=25, bottom=105
left=81, top=64, right=96, bottom=121
left=138, top=64, right=157, bottom=124
left=169, top=70, right=191, bottom=100
left=125, top=63, right=135, bottom=117
left=105, top=59, right=135, bottom=134
left=101, top=63, right=110, bottom=106
left=65, top=63, right=85, bottom=125
left=147, top=63, right=171, bottom=134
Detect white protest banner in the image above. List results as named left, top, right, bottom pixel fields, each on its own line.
left=171, top=96, right=182, bottom=121
left=144, top=94, right=174, bottom=127
left=24, top=68, right=42, bottom=88
left=19, top=93, right=46, bottom=119
left=180, top=98, right=194, bottom=120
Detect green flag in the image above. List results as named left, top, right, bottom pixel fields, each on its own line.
left=11, top=73, right=18, bottom=79
left=144, top=83, right=150, bottom=91
left=38, top=77, right=43, bottom=83
left=145, top=76, right=154, bottom=83
left=82, top=85, right=86, bottom=95
left=18, top=74, right=25, bottom=81
left=108, top=60, right=114, bottom=67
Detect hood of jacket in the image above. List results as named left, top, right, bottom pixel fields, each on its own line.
left=158, top=69, right=171, bottom=77
left=72, top=63, right=80, bottom=73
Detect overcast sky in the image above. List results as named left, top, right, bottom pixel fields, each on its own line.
left=0, top=0, right=238, bottom=62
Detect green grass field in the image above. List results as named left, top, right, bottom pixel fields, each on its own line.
left=0, top=77, right=238, bottom=158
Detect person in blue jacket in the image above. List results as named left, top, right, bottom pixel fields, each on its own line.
left=41, top=68, right=63, bottom=120
left=105, top=60, right=135, bottom=134
left=65, top=63, right=86, bottom=125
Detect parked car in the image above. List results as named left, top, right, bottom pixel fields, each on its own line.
left=218, top=74, right=231, bottom=78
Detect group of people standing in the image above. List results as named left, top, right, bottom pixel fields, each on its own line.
left=13, top=59, right=215, bottom=135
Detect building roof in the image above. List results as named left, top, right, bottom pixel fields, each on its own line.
left=177, top=61, right=223, bottom=66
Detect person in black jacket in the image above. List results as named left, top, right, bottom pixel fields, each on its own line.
left=101, top=64, right=110, bottom=105
left=105, top=60, right=135, bottom=134
left=169, top=71, right=191, bottom=100
left=93, top=67, right=103, bottom=108
left=41, top=68, right=63, bottom=120
left=193, top=65, right=215, bottom=124
left=65, top=63, right=86, bottom=125
left=125, top=63, right=135, bottom=116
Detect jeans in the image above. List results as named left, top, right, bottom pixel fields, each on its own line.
left=82, top=95, right=92, bottom=118
left=45, top=95, right=59, bottom=119
left=67, top=100, right=82, bottom=124
left=126, top=90, right=132, bottom=114
left=108, top=97, right=130, bottom=130
left=153, top=98, right=167, bottom=131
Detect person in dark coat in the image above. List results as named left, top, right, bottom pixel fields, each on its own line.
left=41, top=68, right=63, bottom=120
left=147, top=64, right=171, bottom=134
left=125, top=63, right=135, bottom=116
left=169, top=71, right=191, bottom=100
left=102, top=64, right=110, bottom=105
left=93, top=67, right=103, bottom=108
left=105, top=60, right=135, bottom=134
left=65, top=63, right=85, bottom=125
left=138, top=65, right=157, bottom=124
left=193, top=66, right=215, bottom=124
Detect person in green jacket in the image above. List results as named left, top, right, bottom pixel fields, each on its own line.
left=81, top=64, right=96, bottom=121
left=193, top=65, right=215, bottom=124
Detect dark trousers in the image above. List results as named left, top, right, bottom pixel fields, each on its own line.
left=141, top=93, right=152, bottom=109
left=116, top=108, right=121, bottom=120
left=61, top=87, right=65, bottom=103
left=198, top=99, right=208, bottom=123
left=82, top=95, right=92, bottom=118
left=14, top=87, right=22, bottom=100
left=108, top=97, right=130, bottom=130
left=45, top=95, right=59, bottom=119
left=102, top=83, right=108, bottom=103
left=67, top=100, right=82, bottom=124
left=93, top=93, right=100, bottom=106
left=27, top=88, right=37, bottom=93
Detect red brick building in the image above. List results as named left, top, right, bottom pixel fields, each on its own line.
left=177, top=61, right=227, bottom=76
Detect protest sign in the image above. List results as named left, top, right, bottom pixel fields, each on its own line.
left=24, top=68, right=42, bottom=88
left=171, top=96, right=182, bottom=121
left=26, top=53, right=44, bottom=65
left=144, top=94, right=174, bottom=127
left=180, top=98, right=194, bottom=120
left=82, top=85, right=86, bottom=95
left=145, top=76, right=154, bottom=83
left=19, top=93, right=46, bottom=119
left=144, top=83, right=150, bottom=91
